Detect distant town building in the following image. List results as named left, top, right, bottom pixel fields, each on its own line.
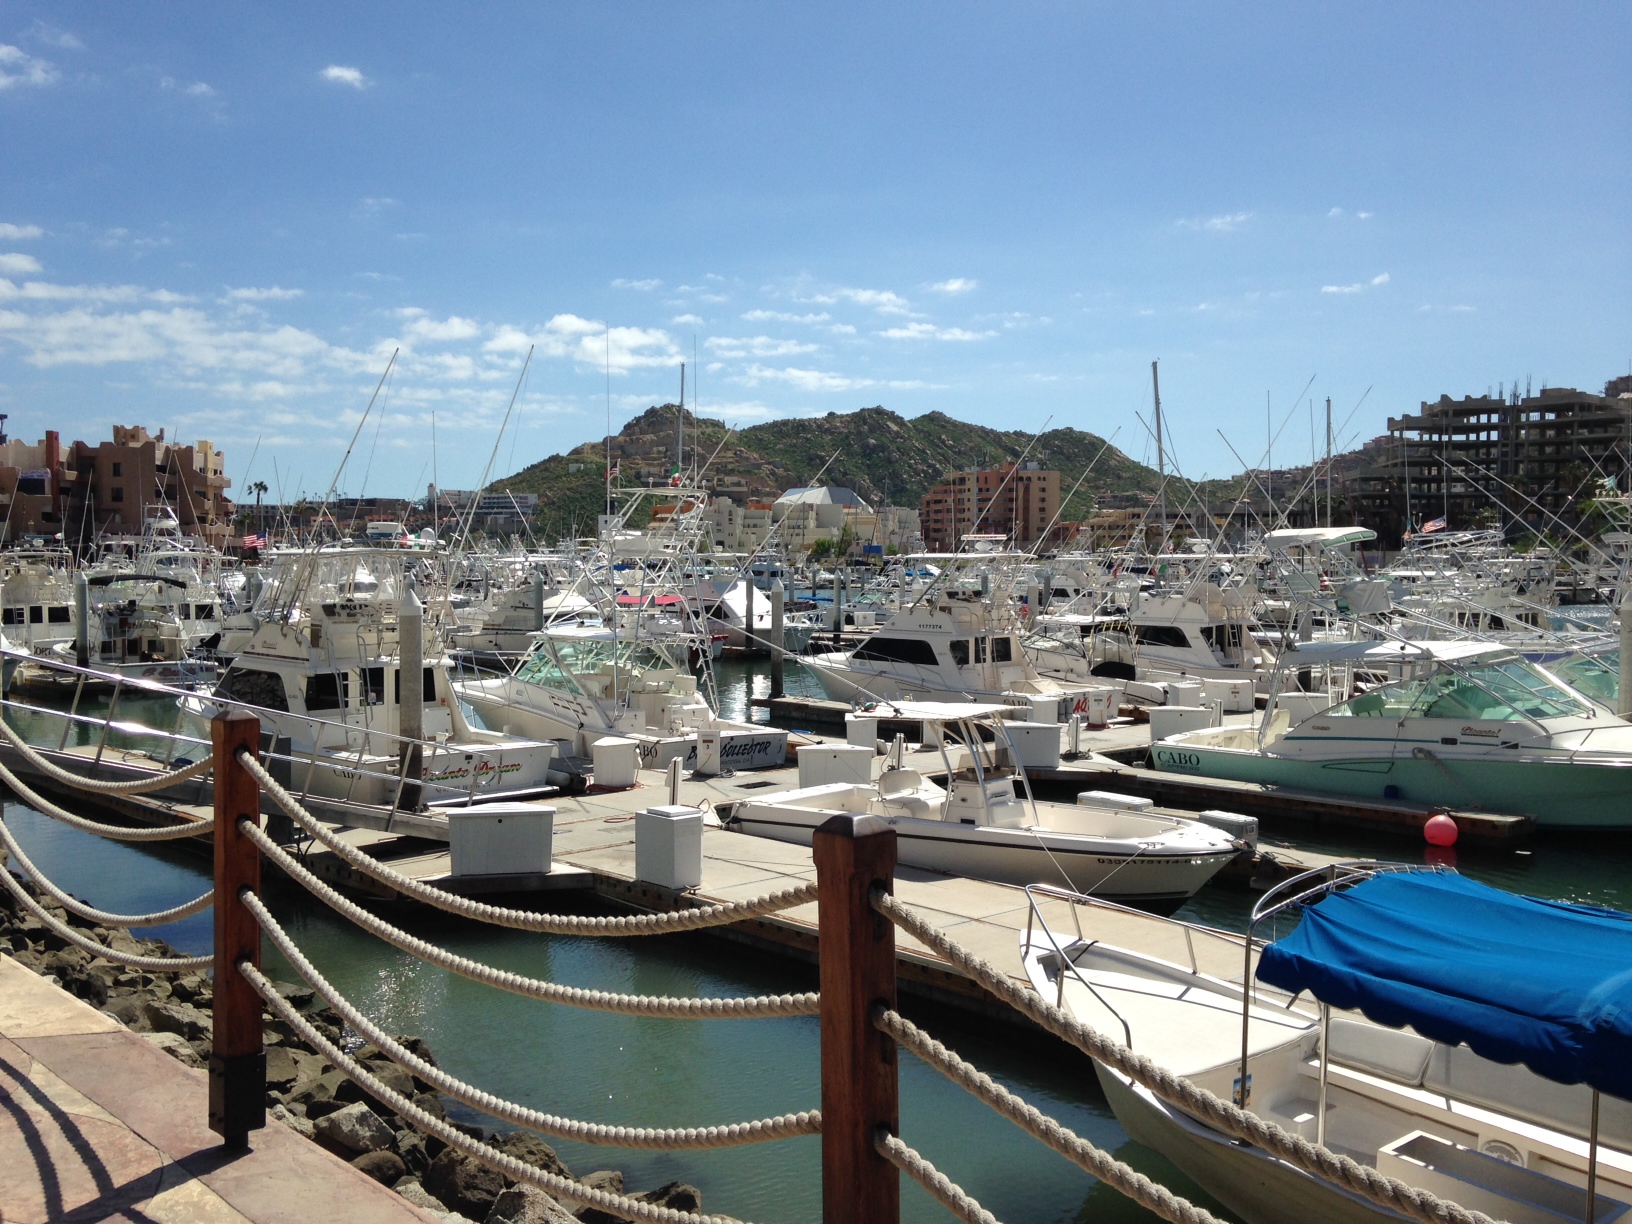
left=919, top=461, right=1059, bottom=551
left=427, top=485, right=540, bottom=533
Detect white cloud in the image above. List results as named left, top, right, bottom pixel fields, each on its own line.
left=1371, top=272, right=1390, bottom=286
left=321, top=65, right=371, bottom=90
left=397, top=309, right=481, bottom=342
left=354, top=197, right=399, bottom=218
left=799, top=287, right=915, bottom=316
left=1321, top=273, right=1390, bottom=295
left=0, top=44, right=58, bottom=90
left=1178, top=211, right=1253, bottom=233
left=876, top=321, right=994, bottom=342
left=25, top=21, right=82, bottom=50
left=0, top=224, right=43, bottom=241
left=0, top=254, right=44, bottom=277
left=612, top=278, right=661, bottom=291
left=705, top=335, right=819, bottom=358
left=226, top=286, right=303, bottom=302
left=671, top=314, right=704, bottom=326
left=161, top=76, right=215, bottom=97
left=927, top=278, right=978, bottom=295
left=742, top=310, right=831, bottom=325
left=1357, top=211, right=1374, bottom=220
left=483, top=315, right=678, bottom=371
left=1328, top=207, right=1344, bottom=218
left=739, top=364, right=873, bottom=392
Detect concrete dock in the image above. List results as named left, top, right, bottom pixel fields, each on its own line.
left=0, top=955, right=434, bottom=1224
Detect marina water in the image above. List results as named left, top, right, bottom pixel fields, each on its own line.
left=6, top=661, right=1631, bottom=1222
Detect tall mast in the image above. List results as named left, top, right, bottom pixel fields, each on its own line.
left=677, top=362, right=685, bottom=482
left=1324, top=395, right=1333, bottom=528
left=1151, top=360, right=1166, bottom=549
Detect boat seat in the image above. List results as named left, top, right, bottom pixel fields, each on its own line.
left=1422, top=1044, right=1632, bottom=1146
left=878, top=767, right=923, bottom=799
left=1327, top=1017, right=1434, bottom=1087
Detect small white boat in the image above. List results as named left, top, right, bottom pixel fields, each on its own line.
left=731, top=701, right=1241, bottom=908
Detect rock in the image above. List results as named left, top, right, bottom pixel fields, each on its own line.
left=264, top=1044, right=303, bottom=1090
left=104, top=995, right=146, bottom=1028
left=397, top=1130, right=431, bottom=1176
left=485, top=1185, right=577, bottom=1224
left=578, top=1171, right=623, bottom=1198
left=140, top=1031, right=204, bottom=1068
left=274, top=979, right=316, bottom=1009
left=425, top=1148, right=509, bottom=1220
left=396, top=1179, right=446, bottom=1211
left=491, top=1131, right=571, bottom=1181
left=269, top=1103, right=314, bottom=1139
left=364, top=1059, right=416, bottom=1102
left=305, top=1097, right=350, bottom=1122
left=314, top=1101, right=396, bottom=1156
left=144, top=998, right=211, bottom=1042
left=169, top=972, right=209, bottom=1003
left=352, top=1150, right=409, bottom=1185
left=580, top=1182, right=702, bottom=1223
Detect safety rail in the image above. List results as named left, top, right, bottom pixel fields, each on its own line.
left=0, top=701, right=1509, bottom=1224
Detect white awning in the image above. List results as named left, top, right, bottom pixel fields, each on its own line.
left=1262, top=526, right=1378, bottom=550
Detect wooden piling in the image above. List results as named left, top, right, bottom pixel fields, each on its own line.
left=210, top=708, right=265, bottom=1148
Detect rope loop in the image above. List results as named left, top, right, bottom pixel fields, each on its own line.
left=0, top=718, right=212, bottom=795
left=237, top=748, right=816, bottom=935
left=0, top=864, right=211, bottom=971
left=874, top=1131, right=1001, bottom=1224
left=0, top=812, right=213, bottom=927
left=0, top=751, right=211, bottom=841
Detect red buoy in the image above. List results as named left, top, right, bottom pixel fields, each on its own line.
left=1424, top=813, right=1459, bottom=847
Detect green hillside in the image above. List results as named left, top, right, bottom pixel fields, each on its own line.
left=496, top=403, right=1163, bottom=533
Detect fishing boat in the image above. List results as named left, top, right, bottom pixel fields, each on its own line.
left=731, top=701, right=1241, bottom=908
left=1021, top=866, right=1632, bottom=1224
left=1150, top=637, right=1632, bottom=827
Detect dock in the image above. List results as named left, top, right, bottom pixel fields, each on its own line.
left=0, top=955, right=434, bottom=1224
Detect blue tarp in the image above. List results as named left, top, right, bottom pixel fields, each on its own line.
left=1255, top=870, right=1632, bottom=1098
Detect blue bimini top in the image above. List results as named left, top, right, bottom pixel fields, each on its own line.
left=1255, top=869, right=1632, bottom=1098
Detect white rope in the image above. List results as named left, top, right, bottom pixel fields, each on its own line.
left=877, top=1008, right=1223, bottom=1224
left=0, top=866, right=212, bottom=971
left=240, top=747, right=815, bottom=934
left=0, top=717, right=213, bottom=795
left=240, top=889, right=819, bottom=1149
left=872, top=891, right=1503, bottom=1224
left=241, top=819, right=818, bottom=1020
left=0, top=813, right=213, bottom=928
left=242, top=961, right=758, bottom=1224
left=875, top=1131, right=1000, bottom=1224
left=0, top=751, right=213, bottom=841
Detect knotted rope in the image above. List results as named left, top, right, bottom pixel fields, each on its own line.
left=0, top=718, right=212, bottom=795
left=0, top=752, right=211, bottom=841
left=0, top=863, right=211, bottom=971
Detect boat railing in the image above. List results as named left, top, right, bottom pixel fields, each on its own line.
left=1023, top=881, right=1259, bottom=985
left=1, top=648, right=549, bottom=813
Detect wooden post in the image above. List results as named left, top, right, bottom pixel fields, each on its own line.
left=815, top=813, right=899, bottom=1224
left=769, top=579, right=786, bottom=699
left=210, top=708, right=265, bottom=1148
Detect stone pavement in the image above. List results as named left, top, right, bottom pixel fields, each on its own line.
left=0, top=954, right=435, bottom=1224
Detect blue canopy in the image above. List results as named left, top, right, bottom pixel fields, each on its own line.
left=1256, top=870, right=1632, bottom=1099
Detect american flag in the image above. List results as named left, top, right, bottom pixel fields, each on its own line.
left=607, top=461, right=619, bottom=479
left=242, top=532, right=267, bottom=548
left=1422, top=517, right=1447, bottom=534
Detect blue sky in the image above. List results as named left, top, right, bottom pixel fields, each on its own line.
left=1, top=3, right=1628, bottom=501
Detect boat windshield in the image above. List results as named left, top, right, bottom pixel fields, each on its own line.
left=515, top=636, right=678, bottom=694
left=1546, top=650, right=1618, bottom=704
left=1327, top=656, right=1591, bottom=722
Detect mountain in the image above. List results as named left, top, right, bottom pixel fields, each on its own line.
left=494, top=404, right=1161, bottom=532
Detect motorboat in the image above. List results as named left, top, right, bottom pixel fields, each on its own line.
left=731, top=701, right=1241, bottom=908
left=1021, top=865, right=1632, bottom=1224
left=1150, top=637, right=1632, bottom=827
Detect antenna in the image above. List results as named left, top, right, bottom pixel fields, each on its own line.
left=1152, top=360, right=1166, bottom=546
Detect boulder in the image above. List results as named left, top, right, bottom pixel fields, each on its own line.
left=425, top=1148, right=508, bottom=1220
left=485, top=1185, right=577, bottom=1224
left=144, top=998, right=211, bottom=1043
left=264, top=1044, right=303, bottom=1091
left=352, top=1150, right=409, bottom=1185
left=314, top=1101, right=396, bottom=1156
left=397, top=1130, right=431, bottom=1176
left=414, top=1090, right=450, bottom=1122
left=396, top=1179, right=447, bottom=1212
left=140, top=1031, right=204, bottom=1068
left=491, top=1132, right=571, bottom=1181
left=269, top=1102, right=314, bottom=1140
left=578, top=1171, right=623, bottom=1198
left=579, top=1182, right=702, bottom=1224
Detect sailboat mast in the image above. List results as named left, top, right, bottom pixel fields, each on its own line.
left=1324, top=396, right=1333, bottom=528
left=1152, top=360, right=1166, bottom=548
left=677, top=362, right=685, bottom=482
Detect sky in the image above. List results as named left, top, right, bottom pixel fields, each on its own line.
left=1, top=3, right=1628, bottom=502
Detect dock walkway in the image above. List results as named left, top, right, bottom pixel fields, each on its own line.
left=0, top=955, right=434, bottom=1224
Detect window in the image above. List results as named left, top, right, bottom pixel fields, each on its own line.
left=1132, top=624, right=1191, bottom=649
left=394, top=667, right=438, bottom=703
left=179, top=604, right=192, bottom=620
left=47, top=606, right=70, bottom=624
left=215, top=667, right=290, bottom=713
left=111, top=487, right=125, bottom=503
left=361, top=666, right=386, bottom=705
left=950, top=639, right=971, bottom=667
left=112, top=462, right=122, bottom=477
left=28, top=606, right=42, bottom=624
left=993, top=636, right=1013, bottom=663
left=196, top=604, right=214, bottom=620
left=975, top=637, right=988, bottom=663
left=305, top=672, right=348, bottom=711
left=1, top=608, right=22, bottom=625
left=853, top=637, right=939, bottom=666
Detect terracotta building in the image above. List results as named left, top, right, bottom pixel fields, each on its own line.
left=919, top=461, right=1060, bottom=551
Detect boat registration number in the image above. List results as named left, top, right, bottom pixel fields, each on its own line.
left=1154, top=748, right=1202, bottom=774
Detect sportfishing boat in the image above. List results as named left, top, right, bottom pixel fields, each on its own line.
left=731, top=701, right=1241, bottom=907
left=1021, top=865, right=1632, bottom=1224
left=1150, top=637, right=1632, bottom=827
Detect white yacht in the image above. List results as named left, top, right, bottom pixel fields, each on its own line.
left=731, top=702, right=1241, bottom=908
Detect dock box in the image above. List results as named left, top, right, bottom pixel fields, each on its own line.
left=1195, top=809, right=1258, bottom=848
left=798, top=744, right=876, bottom=788
left=845, top=715, right=880, bottom=749
left=1000, top=721, right=1062, bottom=769
left=448, top=803, right=554, bottom=877
left=592, top=736, right=640, bottom=789
left=636, top=804, right=705, bottom=890
left=1149, top=705, right=1214, bottom=741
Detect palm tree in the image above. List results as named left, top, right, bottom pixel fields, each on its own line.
left=249, top=480, right=269, bottom=535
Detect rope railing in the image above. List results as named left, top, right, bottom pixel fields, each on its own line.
left=0, top=863, right=212, bottom=971
left=237, top=749, right=818, bottom=935
left=874, top=1132, right=1000, bottom=1224
left=241, top=961, right=760, bottom=1224
left=870, top=888, right=1504, bottom=1224
left=240, top=888, right=821, bottom=1150
left=0, top=752, right=212, bottom=841
left=0, top=717, right=214, bottom=795
left=239, top=816, right=819, bottom=1020
left=874, top=1007, right=1224, bottom=1224
left=0, top=813, right=214, bottom=928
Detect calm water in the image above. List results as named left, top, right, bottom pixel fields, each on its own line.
left=6, top=661, right=1632, bottom=1221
